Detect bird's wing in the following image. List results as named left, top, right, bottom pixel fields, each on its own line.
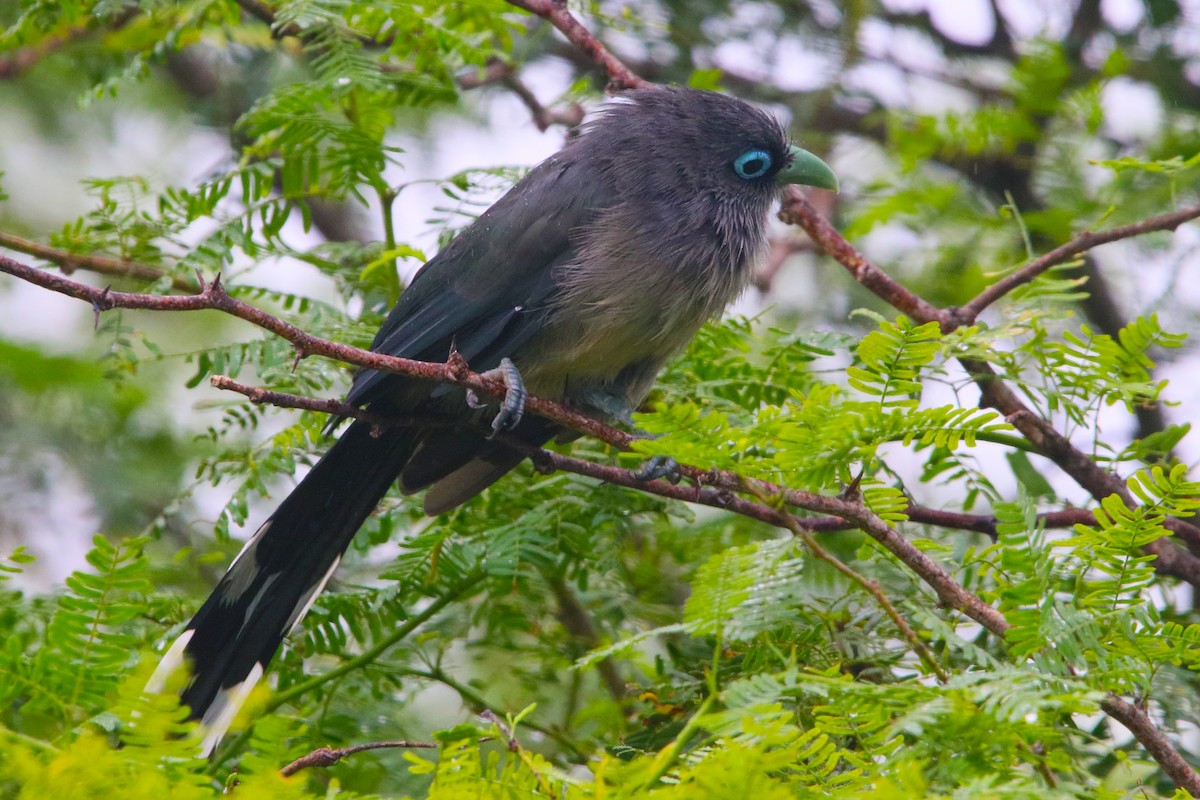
left=345, top=153, right=610, bottom=409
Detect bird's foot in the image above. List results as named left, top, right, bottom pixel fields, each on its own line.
left=838, top=468, right=864, bottom=502
left=569, top=391, right=678, bottom=481
left=574, top=390, right=636, bottom=427
left=632, top=454, right=682, bottom=483
left=474, top=358, right=526, bottom=436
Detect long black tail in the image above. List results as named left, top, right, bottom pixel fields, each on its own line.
left=148, top=420, right=418, bottom=753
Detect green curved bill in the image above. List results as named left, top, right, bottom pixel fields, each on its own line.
left=777, top=145, right=839, bottom=192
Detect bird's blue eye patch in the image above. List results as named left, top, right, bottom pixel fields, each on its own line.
left=733, top=149, right=772, bottom=180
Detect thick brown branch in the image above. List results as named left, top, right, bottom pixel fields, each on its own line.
left=0, top=254, right=624, bottom=446
left=778, top=187, right=948, bottom=324
left=1101, top=695, right=1200, bottom=796
left=504, top=0, right=649, bottom=91
left=210, top=375, right=446, bottom=430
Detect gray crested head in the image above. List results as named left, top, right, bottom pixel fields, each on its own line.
left=554, top=87, right=807, bottom=306
left=529, top=86, right=820, bottom=390
left=575, top=87, right=792, bottom=221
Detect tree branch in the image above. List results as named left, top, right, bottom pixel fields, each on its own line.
left=778, top=189, right=947, bottom=324
left=0, top=9, right=138, bottom=79
left=1101, top=694, right=1200, bottom=797
left=951, top=204, right=1200, bottom=327
left=280, top=739, right=435, bottom=777
left=779, top=189, right=1200, bottom=551
left=779, top=185, right=1200, bottom=798
left=0, top=231, right=197, bottom=292
left=504, top=0, right=649, bottom=91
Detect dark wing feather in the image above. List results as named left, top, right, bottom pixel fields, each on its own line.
left=346, top=153, right=609, bottom=409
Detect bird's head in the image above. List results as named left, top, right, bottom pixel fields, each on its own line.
left=580, top=87, right=837, bottom=210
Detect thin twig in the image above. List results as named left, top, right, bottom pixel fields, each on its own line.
left=0, top=9, right=138, bottom=79
left=397, top=666, right=585, bottom=759
left=479, top=710, right=556, bottom=796
left=280, top=740, right=436, bottom=777
left=0, top=231, right=197, bottom=292
left=952, top=204, right=1200, bottom=326
left=749, top=481, right=951, bottom=682
left=455, top=59, right=585, bottom=131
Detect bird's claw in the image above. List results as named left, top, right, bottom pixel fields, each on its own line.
left=575, top=389, right=636, bottom=427
left=489, top=358, right=527, bottom=436
left=632, top=455, right=681, bottom=483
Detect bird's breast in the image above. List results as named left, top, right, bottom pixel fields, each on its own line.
left=517, top=231, right=761, bottom=404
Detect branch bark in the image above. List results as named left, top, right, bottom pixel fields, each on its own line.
left=504, top=0, right=649, bottom=91
left=0, top=10, right=138, bottom=79
left=779, top=188, right=1200, bottom=564
left=280, top=740, right=436, bottom=777
left=0, top=231, right=197, bottom=292
left=951, top=204, right=1200, bottom=327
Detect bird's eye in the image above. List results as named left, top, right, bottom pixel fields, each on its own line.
left=733, top=149, right=772, bottom=180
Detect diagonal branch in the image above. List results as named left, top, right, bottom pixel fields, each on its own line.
left=779, top=188, right=1200, bottom=557
left=779, top=185, right=1200, bottom=800
left=951, top=204, right=1200, bottom=326
left=0, top=9, right=138, bottom=80
left=504, top=0, right=648, bottom=91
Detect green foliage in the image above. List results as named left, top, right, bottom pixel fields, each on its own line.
left=847, top=316, right=940, bottom=409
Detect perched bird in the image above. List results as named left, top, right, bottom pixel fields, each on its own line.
left=148, top=86, right=838, bottom=753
